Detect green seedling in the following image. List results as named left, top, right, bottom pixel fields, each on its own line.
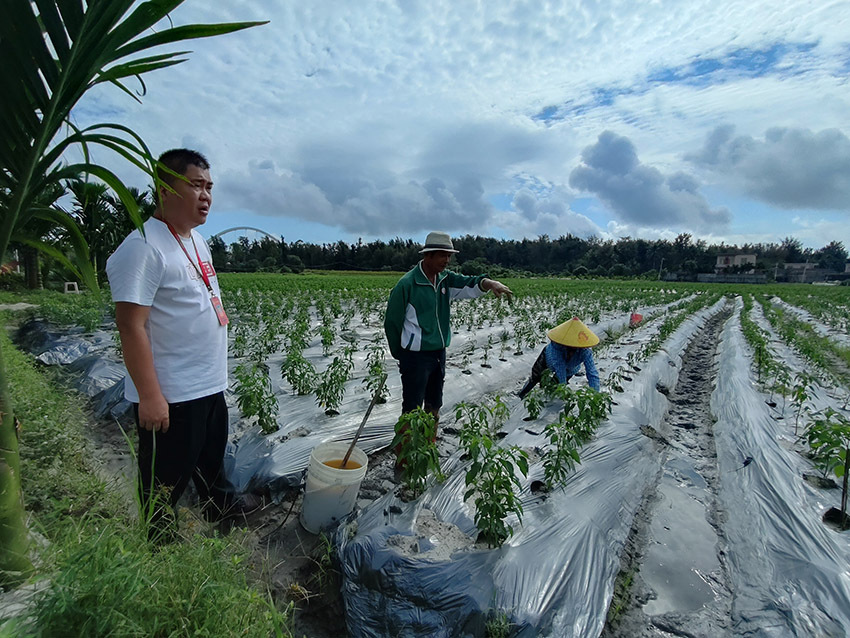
left=541, top=386, right=612, bottom=490
left=481, top=335, right=494, bottom=368
left=315, top=347, right=354, bottom=415
left=363, top=337, right=389, bottom=403
left=542, top=412, right=582, bottom=490
left=456, top=398, right=528, bottom=547
left=522, top=387, right=545, bottom=420
left=792, top=371, right=816, bottom=434
left=234, top=362, right=279, bottom=434
left=280, top=349, right=317, bottom=396
left=392, top=408, right=441, bottom=496
left=805, top=408, right=850, bottom=529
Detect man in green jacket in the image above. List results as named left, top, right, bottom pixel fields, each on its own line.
left=384, top=231, right=513, bottom=426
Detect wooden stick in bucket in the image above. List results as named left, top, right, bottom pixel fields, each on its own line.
left=341, top=373, right=387, bottom=468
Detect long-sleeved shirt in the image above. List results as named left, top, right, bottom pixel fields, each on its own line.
left=544, top=341, right=600, bottom=391
left=384, top=262, right=486, bottom=359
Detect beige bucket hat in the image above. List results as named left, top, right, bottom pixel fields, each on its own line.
left=547, top=317, right=599, bottom=348
left=419, top=231, right=459, bottom=253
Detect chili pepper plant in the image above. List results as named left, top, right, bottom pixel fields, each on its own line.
left=234, top=362, right=280, bottom=434
left=456, top=397, right=529, bottom=547
left=391, top=408, right=441, bottom=497
left=805, top=407, right=850, bottom=529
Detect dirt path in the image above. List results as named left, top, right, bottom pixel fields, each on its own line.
left=603, top=304, right=734, bottom=638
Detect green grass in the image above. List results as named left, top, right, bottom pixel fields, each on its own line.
left=0, top=289, right=109, bottom=331
left=32, top=522, right=288, bottom=637
left=1, top=321, right=292, bottom=636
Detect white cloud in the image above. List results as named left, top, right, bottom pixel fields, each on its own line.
left=569, top=131, right=730, bottom=231
left=492, top=187, right=602, bottom=239
left=68, top=1, right=850, bottom=248
left=687, top=126, right=850, bottom=210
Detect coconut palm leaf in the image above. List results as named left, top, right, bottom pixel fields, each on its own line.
left=0, top=0, right=266, bottom=268
left=0, top=0, right=265, bottom=588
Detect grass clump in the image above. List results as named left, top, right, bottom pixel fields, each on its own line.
left=5, top=319, right=113, bottom=530
left=32, top=522, right=287, bottom=637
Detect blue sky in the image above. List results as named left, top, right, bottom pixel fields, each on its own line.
left=74, top=1, right=850, bottom=250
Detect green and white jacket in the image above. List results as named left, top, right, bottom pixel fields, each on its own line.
left=384, top=262, right=487, bottom=359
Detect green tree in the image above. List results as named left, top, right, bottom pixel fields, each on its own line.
left=460, top=257, right=489, bottom=276
left=0, top=0, right=263, bottom=587
left=572, top=265, right=589, bottom=277
left=286, top=254, right=305, bottom=274
left=815, top=241, right=848, bottom=272
left=208, top=235, right=229, bottom=272
left=780, top=236, right=807, bottom=263
left=67, top=179, right=117, bottom=282
left=12, top=181, right=68, bottom=289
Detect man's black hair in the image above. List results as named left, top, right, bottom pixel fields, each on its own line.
left=156, top=148, right=210, bottom=186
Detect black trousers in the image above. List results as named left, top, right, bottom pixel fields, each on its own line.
left=135, top=391, right=231, bottom=541
left=518, top=348, right=550, bottom=399
left=398, top=349, right=446, bottom=416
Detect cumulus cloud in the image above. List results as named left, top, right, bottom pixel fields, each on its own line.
left=216, top=159, right=495, bottom=235
left=569, top=131, right=730, bottom=231
left=217, top=160, right=334, bottom=221
left=497, top=187, right=602, bottom=238
left=687, top=125, right=850, bottom=210
left=69, top=2, right=850, bottom=250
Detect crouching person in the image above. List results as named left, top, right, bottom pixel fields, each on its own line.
left=517, top=317, right=600, bottom=399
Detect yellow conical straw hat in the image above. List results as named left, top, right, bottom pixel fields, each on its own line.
left=547, top=317, right=599, bottom=347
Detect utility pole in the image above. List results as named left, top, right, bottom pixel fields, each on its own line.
left=658, top=257, right=665, bottom=280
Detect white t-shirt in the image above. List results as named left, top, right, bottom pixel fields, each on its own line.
left=106, top=217, right=228, bottom=403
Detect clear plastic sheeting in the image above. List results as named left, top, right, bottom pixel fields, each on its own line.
left=335, top=299, right=728, bottom=638
left=225, top=296, right=702, bottom=497
left=15, top=319, right=133, bottom=419
left=769, top=296, right=850, bottom=349
left=712, top=300, right=850, bottom=636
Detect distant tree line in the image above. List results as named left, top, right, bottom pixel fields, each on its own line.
left=209, top=233, right=848, bottom=279
left=5, top=192, right=847, bottom=290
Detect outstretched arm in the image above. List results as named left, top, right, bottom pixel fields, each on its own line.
left=115, top=302, right=170, bottom=432
left=480, top=278, right=513, bottom=299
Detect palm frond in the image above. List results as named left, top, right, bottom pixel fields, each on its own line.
left=0, top=0, right=266, bottom=285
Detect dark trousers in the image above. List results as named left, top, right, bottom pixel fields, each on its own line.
left=518, top=348, right=550, bottom=399
left=398, top=349, right=446, bottom=415
left=395, top=349, right=445, bottom=462
left=135, top=391, right=231, bottom=541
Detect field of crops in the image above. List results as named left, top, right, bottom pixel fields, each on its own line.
left=18, top=272, right=850, bottom=637
left=206, top=272, right=850, bottom=637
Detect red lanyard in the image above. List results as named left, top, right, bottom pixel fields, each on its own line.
left=165, top=222, right=213, bottom=294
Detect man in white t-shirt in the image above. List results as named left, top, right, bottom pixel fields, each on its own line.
left=107, top=148, right=230, bottom=541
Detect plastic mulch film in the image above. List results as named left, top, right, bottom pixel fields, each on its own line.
left=769, top=296, right=850, bottom=350
left=15, top=320, right=133, bottom=419
left=711, top=300, right=850, bottom=636
left=224, top=296, right=700, bottom=497
left=334, top=299, right=728, bottom=638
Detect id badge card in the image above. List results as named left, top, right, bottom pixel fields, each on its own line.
left=210, top=295, right=229, bottom=326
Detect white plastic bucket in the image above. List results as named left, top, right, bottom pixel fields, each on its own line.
left=300, top=442, right=368, bottom=534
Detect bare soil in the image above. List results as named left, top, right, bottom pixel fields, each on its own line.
left=602, top=304, right=734, bottom=638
